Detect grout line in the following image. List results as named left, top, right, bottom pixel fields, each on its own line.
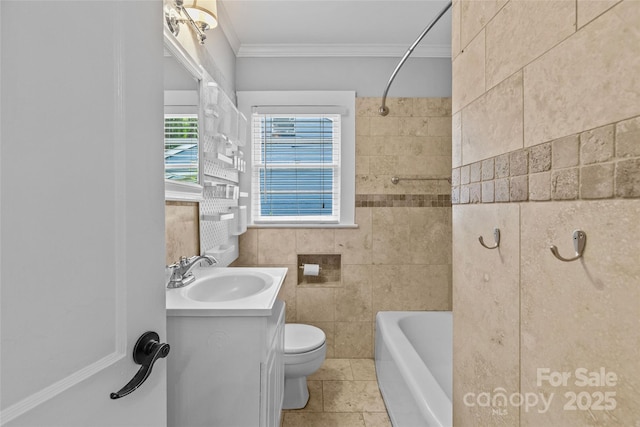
left=521, top=65, right=525, bottom=150
left=484, top=25, right=487, bottom=96
left=518, top=202, right=522, bottom=425
left=576, top=0, right=624, bottom=31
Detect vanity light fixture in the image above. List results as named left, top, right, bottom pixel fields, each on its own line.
left=166, top=0, right=218, bottom=45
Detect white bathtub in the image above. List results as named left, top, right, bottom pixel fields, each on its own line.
left=375, top=311, right=452, bottom=427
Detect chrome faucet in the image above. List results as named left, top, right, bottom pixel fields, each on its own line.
left=167, top=255, right=218, bottom=288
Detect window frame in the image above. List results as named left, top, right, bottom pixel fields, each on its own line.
left=251, top=113, right=342, bottom=224
left=237, top=91, right=356, bottom=228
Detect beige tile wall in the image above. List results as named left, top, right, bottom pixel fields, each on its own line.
left=235, top=97, right=453, bottom=358
left=453, top=204, right=520, bottom=426
left=452, top=116, right=640, bottom=204
left=519, top=200, right=640, bottom=426
left=165, top=201, right=200, bottom=265
left=453, top=0, right=640, bottom=424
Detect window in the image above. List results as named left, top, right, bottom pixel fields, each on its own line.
left=238, top=90, right=356, bottom=227
left=164, top=114, right=199, bottom=183
left=252, top=114, right=341, bottom=223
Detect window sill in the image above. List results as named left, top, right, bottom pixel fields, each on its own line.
left=165, top=180, right=204, bottom=202
left=248, top=223, right=359, bottom=229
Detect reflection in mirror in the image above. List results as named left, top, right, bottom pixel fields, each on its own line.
left=163, top=30, right=204, bottom=201
left=164, top=52, right=200, bottom=185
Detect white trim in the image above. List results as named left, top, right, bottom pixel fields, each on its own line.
left=113, top=0, right=128, bottom=365
left=238, top=91, right=356, bottom=227
left=163, top=27, right=204, bottom=79
left=165, top=180, right=204, bottom=202
left=252, top=105, right=349, bottom=116
left=0, top=353, right=125, bottom=424
left=217, top=1, right=241, bottom=55
left=165, top=191, right=204, bottom=202
left=249, top=224, right=359, bottom=229
left=236, top=43, right=452, bottom=58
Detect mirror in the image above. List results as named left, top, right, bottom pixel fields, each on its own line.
left=163, top=32, right=204, bottom=201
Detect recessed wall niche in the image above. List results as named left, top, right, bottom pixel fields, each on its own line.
left=297, top=254, right=341, bottom=286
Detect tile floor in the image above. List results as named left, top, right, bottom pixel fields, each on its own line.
left=281, top=358, right=392, bottom=427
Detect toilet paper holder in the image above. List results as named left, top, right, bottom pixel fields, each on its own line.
left=298, top=264, right=322, bottom=271
left=296, top=255, right=341, bottom=285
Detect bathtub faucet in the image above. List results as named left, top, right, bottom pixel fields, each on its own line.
left=167, top=255, right=218, bottom=288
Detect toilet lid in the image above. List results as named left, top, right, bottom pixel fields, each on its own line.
left=284, top=324, right=326, bottom=354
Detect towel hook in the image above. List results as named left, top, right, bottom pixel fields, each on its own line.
left=550, top=230, right=586, bottom=262
left=478, top=228, right=500, bottom=250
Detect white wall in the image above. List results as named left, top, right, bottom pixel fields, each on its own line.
left=164, top=56, right=199, bottom=90
left=236, top=57, right=452, bottom=97
left=205, top=26, right=237, bottom=91
left=174, top=22, right=237, bottom=98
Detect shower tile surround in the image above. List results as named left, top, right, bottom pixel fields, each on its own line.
left=451, top=117, right=640, bottom=204
left=235, top=97, right=453, bottom=359
left=452, top=1, right=640, bottom=425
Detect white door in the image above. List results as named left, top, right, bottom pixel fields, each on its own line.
left=1, top=1, right=167, bottom=426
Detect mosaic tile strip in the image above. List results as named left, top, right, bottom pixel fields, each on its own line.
left=452, top=116, right=640, bottom=204
left=355, top=193, right=451, bottom=208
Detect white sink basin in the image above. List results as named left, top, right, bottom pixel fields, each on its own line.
left=166, top=267, right=287, bottom=317
left=186, top=271, right=272, bottom=302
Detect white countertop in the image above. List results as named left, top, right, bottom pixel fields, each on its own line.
left=166, top=267, right=288, bottom=317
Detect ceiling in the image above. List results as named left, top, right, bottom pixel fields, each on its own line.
left=218, top=0, right=452, bottom=58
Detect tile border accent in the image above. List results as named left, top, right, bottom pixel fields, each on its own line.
left=355, top=193, right=451, bottom=208
left=452, top=115, right=640, bottom=204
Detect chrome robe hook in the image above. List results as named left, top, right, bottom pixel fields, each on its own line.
left=479, top=228, right=500, bottom=249
left=550, top=230, right=587, bottom=262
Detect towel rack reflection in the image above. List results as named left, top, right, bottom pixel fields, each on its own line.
left=391, top=176, right=452, bottom=184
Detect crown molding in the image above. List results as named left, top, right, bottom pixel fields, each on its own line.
left=236, top=43, right=452, bottom=58
left=217, top=2, right=241, bottom=55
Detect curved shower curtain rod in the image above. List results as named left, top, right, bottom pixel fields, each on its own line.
left=379, top=1, right=453, bottom=116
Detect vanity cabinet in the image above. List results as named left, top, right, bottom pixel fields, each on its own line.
left=167, top=299, right=285, bottom=427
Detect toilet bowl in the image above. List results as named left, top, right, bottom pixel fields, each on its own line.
left=283, top=323, right=327, bottom=409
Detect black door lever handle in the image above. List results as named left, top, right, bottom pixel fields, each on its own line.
left=110, top=331, right=170, bottom=400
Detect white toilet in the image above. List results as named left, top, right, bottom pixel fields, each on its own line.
left=283, top=323, right=327, bottom=409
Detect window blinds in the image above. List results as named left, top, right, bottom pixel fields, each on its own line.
left=251, top=114, right=341, bottom=223
left=164, top=114, right=199, bottom=183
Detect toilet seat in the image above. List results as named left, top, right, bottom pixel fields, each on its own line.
left=284, top=324, right=326, bottom=354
